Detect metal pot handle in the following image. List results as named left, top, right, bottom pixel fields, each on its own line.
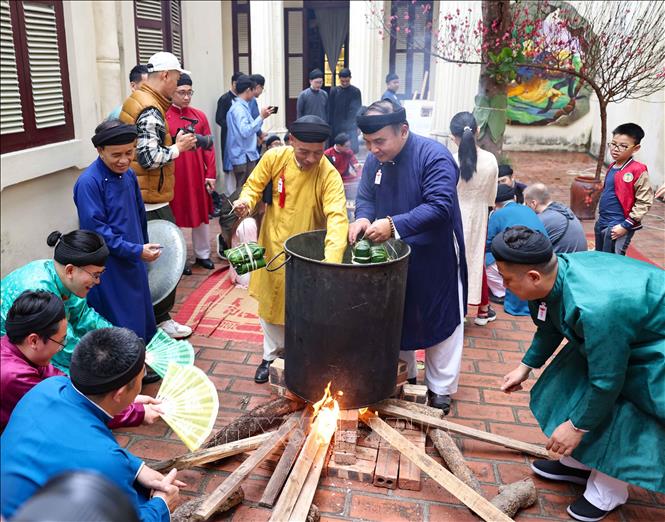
left=266, top=250, right=291, bottom=272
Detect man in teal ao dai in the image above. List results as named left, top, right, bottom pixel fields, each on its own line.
left=496, top=226, right=664, bottom=522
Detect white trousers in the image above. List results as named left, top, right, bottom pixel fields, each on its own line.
left=560, top=456, right=629, bottom=511
left=191, top=223, right=211, bottom=259
left=260, top=318, right=285, bottom=362
left=486, top=262, right=506, bottom=298
left=399, top=269, right=465, bottom=396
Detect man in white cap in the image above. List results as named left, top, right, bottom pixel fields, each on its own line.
left=119, top=52, right=196, bottom=343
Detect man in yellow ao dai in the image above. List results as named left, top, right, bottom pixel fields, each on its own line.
left=233, top=116, right=349, bottom=383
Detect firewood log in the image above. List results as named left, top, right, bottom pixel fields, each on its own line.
left=203, top=397, right=305, bottom=458
left=170, top=488, right=243, bottom=522
left=429, top=428, right=483, bottom=495
left=307, top=503, right=321, bottom=522
left=490, top=479, right=537, bottom=518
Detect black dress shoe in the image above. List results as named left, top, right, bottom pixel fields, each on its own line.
left=195, top=258, right=215, bottom=270
left=254, top=359, right=272, bottom=384
left=407, top=377, right=417, bottom=385
left=428, top=391, right=452, bottom=415
left=142, top=367, right=162, bottom=385
left=182, top=264, right=192, bottom=276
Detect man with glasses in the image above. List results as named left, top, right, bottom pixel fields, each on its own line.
left=595, top=123, right=654, bottom=255
left=1, top=229, right=111, bottom=372
left=166, top=73, right=217, bottom=273
left=119, top=51, right=195, bottom=340
left=0, top=291, right=162, bottom=431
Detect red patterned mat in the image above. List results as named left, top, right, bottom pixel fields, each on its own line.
left=174, top=267, right=262, bottom=343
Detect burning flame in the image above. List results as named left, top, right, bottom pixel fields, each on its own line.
left=311, top=382, right=340, bottom=444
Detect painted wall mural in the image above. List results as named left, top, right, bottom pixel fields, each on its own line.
left=507, top=7, right=591, bottom=126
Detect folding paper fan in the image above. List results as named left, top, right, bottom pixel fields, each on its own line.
left=145, top=329, right=195, bottom=378
left=156, top=362, right=219, bottom=451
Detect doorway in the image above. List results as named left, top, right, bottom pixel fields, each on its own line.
left=284, top=1, right=349, bottom=125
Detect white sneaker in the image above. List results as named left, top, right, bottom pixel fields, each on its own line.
left=158, top=319, right=192, bottom=339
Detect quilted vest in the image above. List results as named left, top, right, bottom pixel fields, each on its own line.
left=606, top=158, right=647, bottom=220
left=119, top=85, right=175, bottom=203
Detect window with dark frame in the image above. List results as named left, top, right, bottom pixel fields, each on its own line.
left=388, top=0, right=433, bottom=101
left=232, top=0, right=251, bottom=74
left=1, top=0, right=74, bottom=155
left=134, top=0, right=183, bottom=65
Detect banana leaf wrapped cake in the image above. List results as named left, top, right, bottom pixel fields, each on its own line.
left=351, top=240, right=392, bottom=264
left=224, top=242, right=266, bottom=274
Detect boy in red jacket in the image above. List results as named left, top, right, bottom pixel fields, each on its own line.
left=595, top=123, right=654, bottom=255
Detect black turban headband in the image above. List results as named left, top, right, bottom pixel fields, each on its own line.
left=309, top=68, right=324, bottom=80
left=356, top=106, right=407, bottom=134
left=51, top=232, right=109, bottom=267
left=5, top=292, right=66, bottom=341
left=491, top=227, right=554, bottom=265
left=70, top=336, right=146, bottom=395
left=177, top=73, right=192, bottom=86
left=91, top=123, right=138, bottom=148
left=495, top=183, right=516, bottom=203
left=288, top=116, right=331, bottom=143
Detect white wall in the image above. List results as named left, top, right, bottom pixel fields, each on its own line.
left=181, top=0, right=226, bottom=179
left=1, top=1, right=103, bottom=275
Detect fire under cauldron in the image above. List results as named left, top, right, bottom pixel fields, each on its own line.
left=273, top=229, right=410, bottom=409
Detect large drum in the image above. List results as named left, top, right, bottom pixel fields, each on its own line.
left=277, top=230, right=410, bottom=409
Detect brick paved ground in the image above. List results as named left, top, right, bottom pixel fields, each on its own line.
left=117, top=151, right=665, bottom=521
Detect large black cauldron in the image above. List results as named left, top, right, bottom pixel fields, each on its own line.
left=279, top=230, right=410, bottom=409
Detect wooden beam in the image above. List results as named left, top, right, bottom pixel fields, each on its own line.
left=259, top=412, right=311, bottom=508
left=290, top=438, right=332, bottom=521
left=152, top=432, right=274, bottom=472
left=192, top=415, right=299, bottom=521
left=360, top=411, right=514, bottom=522
left=373, top=401, right=549, bottom=459
left=269, top=417, right=327, bottom=522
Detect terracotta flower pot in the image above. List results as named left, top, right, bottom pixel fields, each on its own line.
left=570, top=176, right=603, bottom=220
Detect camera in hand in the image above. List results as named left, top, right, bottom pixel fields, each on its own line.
left=178, top=115, right=214, bottom=150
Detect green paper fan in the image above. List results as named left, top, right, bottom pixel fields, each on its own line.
left=156, top=362, right=219, bottom=451
left=145, top=329, right=195, bottom=378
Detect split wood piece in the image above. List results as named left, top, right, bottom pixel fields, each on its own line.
left=259, top=411, right=312, bottom=508
left=402, top=384, right=428, bottom=405
left=429, top=428, right=483, bottom=495
left=193, top=415, right=299, bottom=521
left=269, top=416, right=331, bottom=522
left=490, top=479, right=537, bottom=518
left=291, top=441, right=331, bottom=521
left=398, top=429, right=425, bottom=491
left=379, top=398, right=443, bottom=419
left=374, top=401, right=549, bottom=459
left=171, top=488, right=244, bottom=522
left=374, top=439, right=399, bottom=489
left=203, top=396, right=305, bottom=453
left=152, top=432, right=274, bottom=472
left=360, top=410, right=514, bottom=522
